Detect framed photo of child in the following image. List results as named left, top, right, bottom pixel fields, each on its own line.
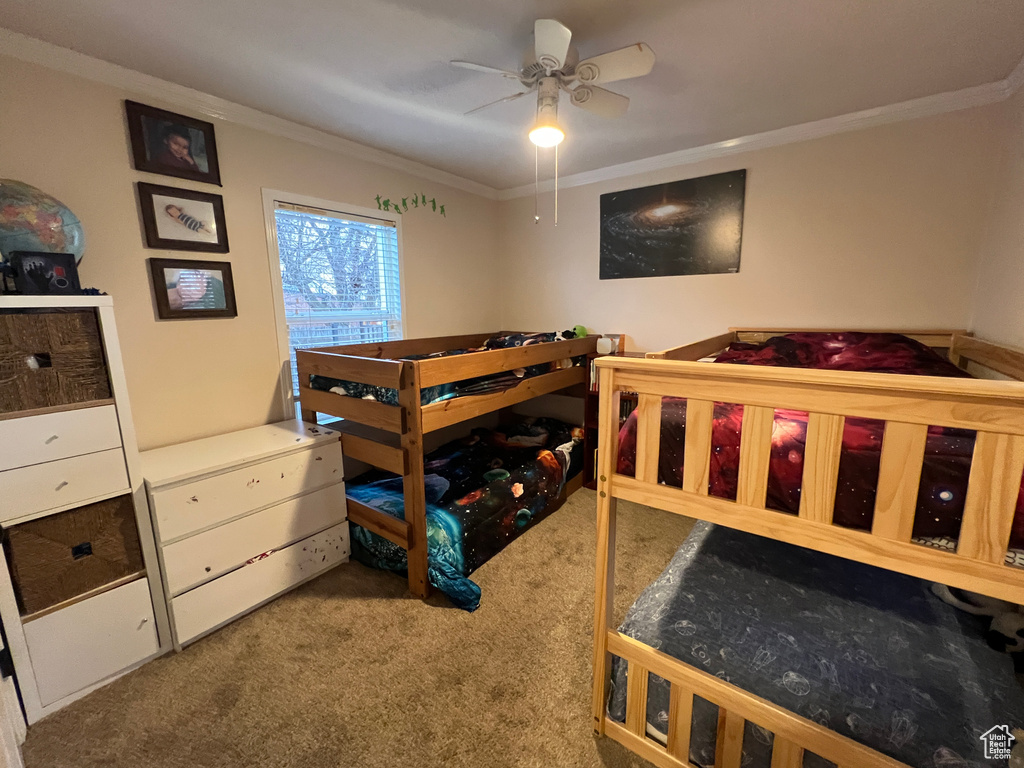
left=148, top=257, right=237, bottom=319
left=125, top=100, right=222, bottom=185
left=137, top=182, right=229, bottom=253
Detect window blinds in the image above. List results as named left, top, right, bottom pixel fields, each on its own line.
left=274, top=203, right=403, bottom=398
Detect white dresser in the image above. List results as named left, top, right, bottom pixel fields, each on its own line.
left=0, top=296, right=169, bottom=724
left=141, top=420, right=349, bottom=649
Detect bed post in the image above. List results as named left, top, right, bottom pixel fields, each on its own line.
left=592, top=363, right=620, bottom=736
left=399, top=360, right=431, bottom=599
left=299, top=405, right=317, bottom=425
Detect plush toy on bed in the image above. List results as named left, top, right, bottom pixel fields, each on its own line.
left=932, top=584, right=1024, bottom=670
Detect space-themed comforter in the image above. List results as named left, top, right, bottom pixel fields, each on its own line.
left=608, top=521, right=1024, bottom=767
left=309, top=331, right=585, bottom=407
left=617, top=332, right=1024, bottom=551
left=347, top=416, right=583, bottom=611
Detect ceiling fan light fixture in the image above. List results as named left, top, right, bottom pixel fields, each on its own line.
left=529, top=122, right=564, bottom=147
left=453, top=19, right=656, bottom=223
left=529, top=77, right=564, bottom=147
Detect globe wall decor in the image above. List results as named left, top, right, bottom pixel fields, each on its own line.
left=0, top=179, right=86, bottom=265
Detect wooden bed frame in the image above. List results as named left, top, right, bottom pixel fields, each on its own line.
left=592, top=327, right=1024, bottom=768
left=295, top=331, right=597, bottom=598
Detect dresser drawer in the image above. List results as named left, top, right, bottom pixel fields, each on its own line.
left=172, top=522, right=349, bottom=645
left=162, top=483, right=346, bottom=596
left=151, top=443, right=343, bottom=542
left=0, top=449, right=129, bottom=522
left=22, top=578, right=158, bottom=706
left=0, top=405, right=122, bottom=472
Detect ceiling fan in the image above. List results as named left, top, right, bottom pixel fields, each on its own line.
left=451, top=19, right=656, bottom=148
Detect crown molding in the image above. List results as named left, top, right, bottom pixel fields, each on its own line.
left=0, top=28, right=501, bottom=200
left=498, top=61, right=1024, bottom=200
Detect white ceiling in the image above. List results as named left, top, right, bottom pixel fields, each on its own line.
left=3, top=1, right=1023, bottom=191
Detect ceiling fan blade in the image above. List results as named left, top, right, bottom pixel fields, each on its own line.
left=575, top=43, right=655, bottom=85
left=450, top=60, right=520, bottom=78
left=465, top=91, right=530, bottom=115
left=534, top=19, right=572, bottom=71
left=570, top=85, right=629, bottom=118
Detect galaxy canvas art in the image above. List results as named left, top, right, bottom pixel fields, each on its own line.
left=599, top=169, right=746, bottom=279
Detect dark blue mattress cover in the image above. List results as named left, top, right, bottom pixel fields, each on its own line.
left=609, top=522, right=1024, bottom=768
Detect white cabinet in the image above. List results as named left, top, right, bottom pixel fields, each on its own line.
left=141, top=420, right=348, bottom=648
left=22, top=579, right=159, bottom=706
left=0, top=297, right=170, bottom=725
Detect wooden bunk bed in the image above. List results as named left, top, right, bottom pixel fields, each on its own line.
left=295, top=331, right=597, bottom=598
left=591, top=327, right=1024, bottom=768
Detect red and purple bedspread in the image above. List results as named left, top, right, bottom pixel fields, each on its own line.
left=617, top=332, right=1024, bottom=548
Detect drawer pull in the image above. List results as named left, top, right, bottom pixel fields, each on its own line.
left=45, top=435, right=60, bottom=444
left=55, top=481, right=69, bottom=491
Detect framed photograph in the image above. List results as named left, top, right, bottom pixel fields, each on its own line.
left=148, top=258, right=237, bottom=319
left=8, top=251, right=82, bottom=295
left=599, top=169, right=747, bottom=279
left=125, top=100, right=221, bottom=185
left=137, top=182, right=229, bottom=253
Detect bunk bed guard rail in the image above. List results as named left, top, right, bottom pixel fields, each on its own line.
left=592, top=353, right=1024, bottom=606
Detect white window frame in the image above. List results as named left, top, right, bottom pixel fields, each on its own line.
left=261, top=188, right=407, bottom=417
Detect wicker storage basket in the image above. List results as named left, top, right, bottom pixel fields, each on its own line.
left=5, top=494, right=144, bottom=616
left=0, top=309, right=112, bottom=415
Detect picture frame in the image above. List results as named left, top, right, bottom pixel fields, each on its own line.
left=599, top=169, right=747, bottom=279
left=125, top=100, right=222, bottom=185
left=148, top=257, right=237, bottom=319
left=137, top=182, right=229, bottom=253
left=7, top=251, right=82, bottom=295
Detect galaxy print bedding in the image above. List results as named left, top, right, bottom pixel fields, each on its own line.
left=347, top=417, right=583, bottom=611
left=609, top=522, right=1024, bottom=767
left=309, top=331, right=585, bottom=407
left=617, top=332, right=1024, bottom=551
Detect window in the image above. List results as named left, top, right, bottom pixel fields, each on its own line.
left=264, top=192, right=403, bottom=414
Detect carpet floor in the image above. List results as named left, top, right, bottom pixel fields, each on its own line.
left=23, top=490, right=694, bottom=768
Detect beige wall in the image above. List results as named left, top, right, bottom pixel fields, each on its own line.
left=972, top=86, right=1024, bottom=348
left=0, top=55, right=500, bottom=449
left=497, top=106, right=1004, bottom=353
left=4, top=48, right=1018, bottom=453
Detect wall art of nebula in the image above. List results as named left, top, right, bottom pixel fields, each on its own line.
left=599, top=169, right=746, bottom=279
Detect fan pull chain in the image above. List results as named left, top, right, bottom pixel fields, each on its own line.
left=554, top=142, right=559, bottom=226
left=534, top=144, right=540, bottom=224
left=532, top=143, right=559, bottom=225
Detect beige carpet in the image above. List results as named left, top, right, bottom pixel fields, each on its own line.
left=23, top=490, right=694, bottom=768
